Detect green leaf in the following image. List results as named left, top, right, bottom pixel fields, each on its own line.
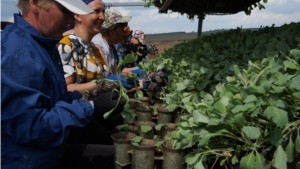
left=185, top=153, right=201, bottom=167
left=296, top=132, right=300, bottom=153
left=276, top=41, right=289, bottom=54
left=132, top=142, right=139, bottom=146
left=183, top=79, right=193, bottom=86
left=232, top=155, right=239, bottom=164
left=240, top=151, right=255, bottom=169
left=135, top=89, right=144, bottom=99
left=289, top=75, right=300, bottom=90
left=117, top=53, right=137, bottom=71
left=198, top=133, right=218, bottom=146
left=231, top=103, right=255, bottom=114
left=176, top=82, right=186, bottom=91
left=250, top=109, right=260, bottom=117
left=194, top=159, right=205, bottom=169
left=155, top=124, right=166, bottom=131
left=276, top=100, right=286, bottom=109
left=182, top=95, right=192, bottom=104
left=285, top=137, right=295, bottom=163
left=154, top=141, right=164, bottom=147
left=226, top=76, right=236, bottom=83
left=208, top=118, right=220, bottom=126
left=234, top=113, right=246, bottom=127
left=180, top=60, right=189, bottom=66
left=271, top=85, right=286, bottom=93
left=266, top=51, right=278, bottom=58
left=198, top=130, right=228, bottom=145
left=263, top=106, right=288, bottom=127
left=272, top=145, right=287, bottom=169
left=269, top=127, right=283, bottom=146
left=244, top=95, right=257, bottom=103
left=203, top=42, right=211, bottom=50
left=165, top=104, right=178, bottom=111
left=215, top=83, right=224, bottom=92
left=225, top=84, right=240, bottom=93
left=274, top=74, right=289, bottom=86
left=242, top=126, right=261, bottom=140
left=141, top=125, right=152, bottom=133
left=283, top=61, right=299, bottom=70
left=213, top=101, right=226, bottom=114
left=131, top=136, right=142, bottom=143
left=119, top=124, right=129, bottom=131
left=193, top=110, right=209, bottom=124
left=254, top=152, right=267, bottom=169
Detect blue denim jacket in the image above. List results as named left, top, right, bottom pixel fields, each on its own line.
left=1, top=14, right=94, bottom=169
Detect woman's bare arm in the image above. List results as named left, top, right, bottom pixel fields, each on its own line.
left=65, top=73, right=96, bottom=93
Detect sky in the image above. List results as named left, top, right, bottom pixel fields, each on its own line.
left=1, top=0, right=300, bottom=34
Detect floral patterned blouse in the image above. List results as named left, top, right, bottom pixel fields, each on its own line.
left=57, top=33, right=109, bottom=84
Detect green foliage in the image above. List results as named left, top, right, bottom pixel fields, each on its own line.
left=155, top=124, right=167, bottom=130
left=131, top=136, right=143, bottom=146
left=146, top=22, right=300, bottom=168
left=141, top=125, right=152, bottom=133
left=272, top=145, right=287, bottom=169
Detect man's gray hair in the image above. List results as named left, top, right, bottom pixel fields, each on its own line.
left=17, top=0, right=52, bottom=13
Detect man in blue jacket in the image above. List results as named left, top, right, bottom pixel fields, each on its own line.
left=1, top=0, right=125, bottom=168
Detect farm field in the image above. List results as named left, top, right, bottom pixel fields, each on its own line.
left=147, top=41, right=182, bottom=59
left=145, top=32, right=198, bottom=43
left=145, top=32, right=198, bottom=58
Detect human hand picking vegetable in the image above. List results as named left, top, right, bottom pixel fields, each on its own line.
left=91, top=92, right=126, bottom=119
left=130, top=66, right=146, bottom=76
left=107, top=74, right=140, bottom=90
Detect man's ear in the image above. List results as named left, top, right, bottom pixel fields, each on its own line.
left=74, top=14, right=82, bottom=22
left=29, top=0, right=40, bottom=13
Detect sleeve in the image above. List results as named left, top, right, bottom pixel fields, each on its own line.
left=63, top=91, right=83, bottom=103
left=57, top=36, right=76, bottom=78
left=1, top=52, right=94, bottom=147
left=91, top=34, right=101, bottom=46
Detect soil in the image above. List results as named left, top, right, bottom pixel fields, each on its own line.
left=147, top=41, right=183, bottom=59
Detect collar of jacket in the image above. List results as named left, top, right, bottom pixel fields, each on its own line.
left=13, top=13, right=60, bottom=48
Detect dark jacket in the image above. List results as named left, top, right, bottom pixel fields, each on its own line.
left=1, top=14, right=94, bottom=169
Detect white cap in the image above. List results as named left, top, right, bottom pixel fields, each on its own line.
left=55, top=0, right=93, bottom=15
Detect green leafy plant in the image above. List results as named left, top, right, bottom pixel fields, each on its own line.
left=119, top=124, right=129, bottom=131
left=103, top=54, right=138, bottom=120
left=155, top=124, right=167, bottom=131
left=131, top=136, right=143, bottom=146
left=146, top=22, right=300, bottom=168
left=149, top=106, right=158, bottom=115
left=141, top=125, right=152, bottom=133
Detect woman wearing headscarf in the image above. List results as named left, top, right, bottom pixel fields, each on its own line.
left=92, top=9, right=150, bottom=91
left=92, top=9, right=131, bottom=75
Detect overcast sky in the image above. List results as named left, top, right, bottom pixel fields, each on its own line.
left=1, top=0, right=300, bottom=34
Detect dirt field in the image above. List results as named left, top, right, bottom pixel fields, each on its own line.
left=147, top=41, right=183, bottom=59
left=144, top=32, right=198, bottom=59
